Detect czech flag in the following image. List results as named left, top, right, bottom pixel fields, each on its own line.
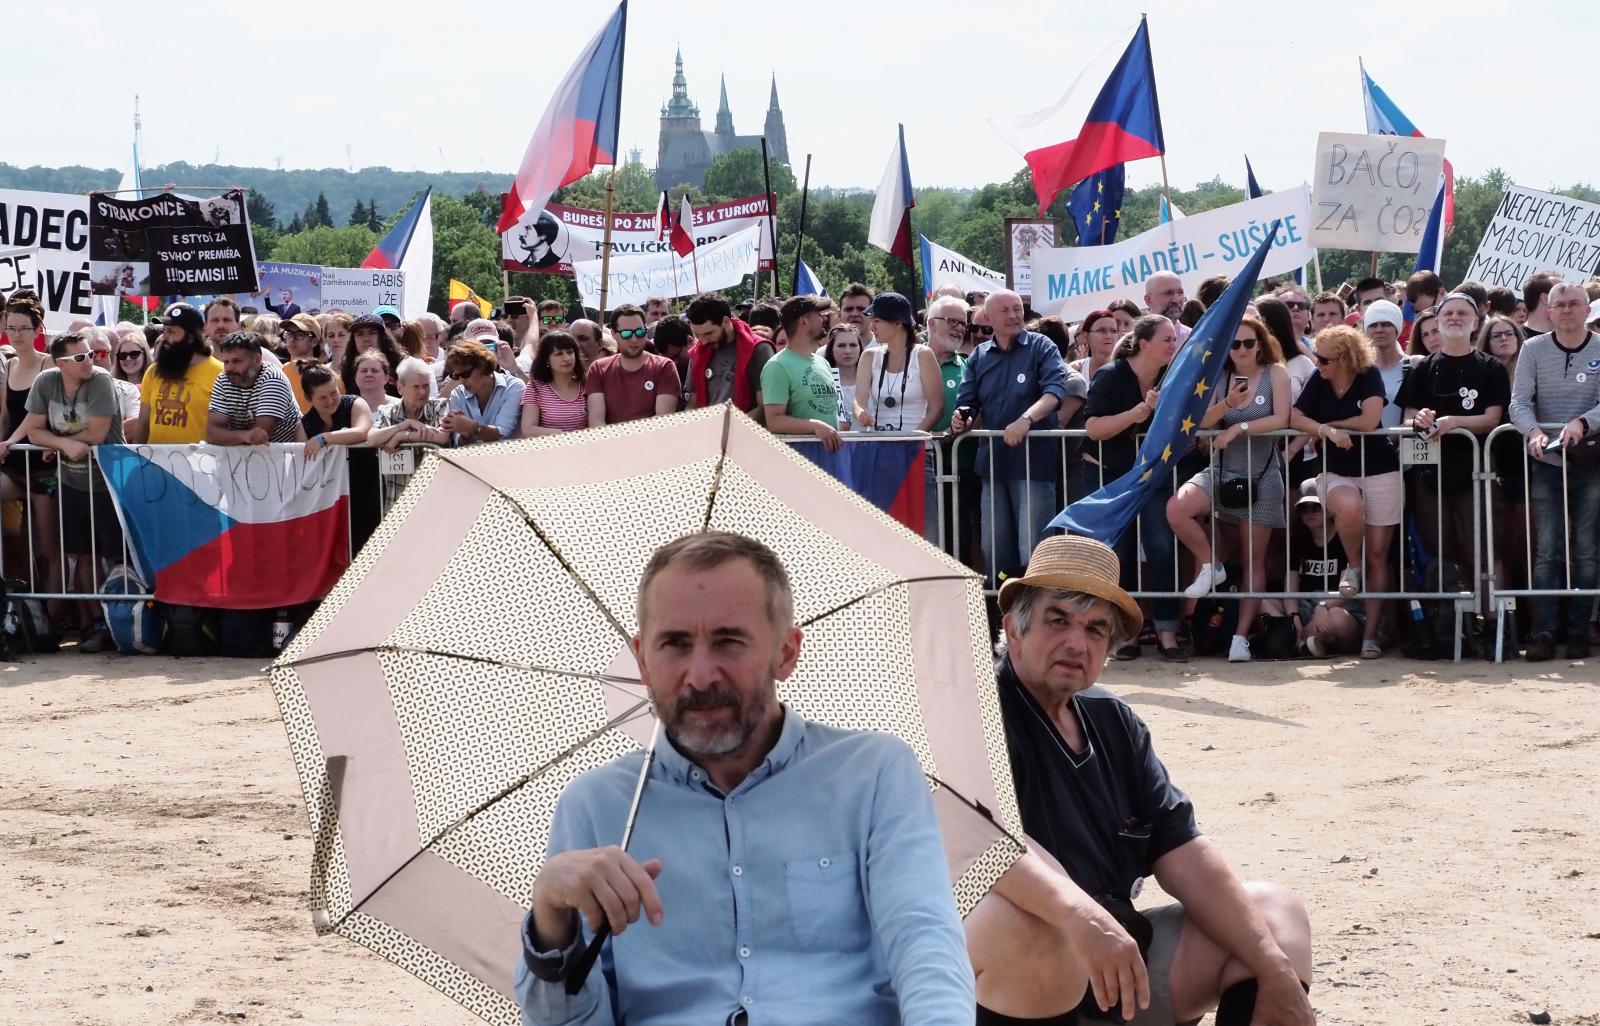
left=795, top=439, right=925, bottom=535
left=868, top=123, right=915, bottom=266
left=361, top=188, right=433, bottom=318
left=991, top=18, right=1164, bottom=214
left=672, top=192, right=696, bottom=257
left=1361, top=60, right=1454, bottom=233
left=99, top=444, right=351, bottom=610
left=1402, top=179, right=1448, bottom=326
left=794, top=258, right=827, bottom=297
left=496, top=2, right=627, bottom=234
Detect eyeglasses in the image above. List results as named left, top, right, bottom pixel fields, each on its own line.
left=90, top=349, right=112, bottom=360
left=283, top=330, right=315, bottom=341
left=61, top=352, right=94, bottom=364
left=446, top=370, right=472, bottom=381
left=929, top=316, right=966, bottom=329
left=1283, top=301, right=1310, bottom=311
left=1551, top=300, right=1588, bottom=312
left=1314, top=354, right=1335, bottom=366
left=615, top=327, right=648, bottom=340
left=1230, top=338, right=1257, bottom=350
left=1489, top=331, right=1519, bottom=342
left=118, top=351, right=144, bottom=362
left=540, top=315, right=563, bottom=325
left=968, top=324, right=995, bottom=337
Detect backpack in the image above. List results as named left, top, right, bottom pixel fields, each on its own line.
left=2, top=578, right=59, bottom=657
left=160, top=604, right=219, bottom=657
left=1186, top=561, right=1242, bottom=657
left=217, top=609, right=276, bottom=659
left=99, top=565, right=162, bottom=655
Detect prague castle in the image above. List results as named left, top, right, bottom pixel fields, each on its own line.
left=655, top=49, right=789, bottom=191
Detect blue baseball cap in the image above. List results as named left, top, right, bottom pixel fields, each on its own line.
left=864, top=292, right=916, bottom=329
left=374, top=305, right=401, bottom=321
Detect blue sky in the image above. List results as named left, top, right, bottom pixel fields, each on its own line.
left=15, top=0, right=1577, bottom=194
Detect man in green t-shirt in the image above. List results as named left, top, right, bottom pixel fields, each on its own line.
left=763, top=296, right=842, bottom=452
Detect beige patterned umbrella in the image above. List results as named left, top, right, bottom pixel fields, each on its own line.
left=269, top=403, right=1025, bottom=1026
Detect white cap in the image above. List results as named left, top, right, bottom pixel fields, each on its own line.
left=1362, top=299, right=1403, bottom=330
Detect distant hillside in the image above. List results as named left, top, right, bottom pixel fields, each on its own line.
left=0, top=162, right=512, bottom=228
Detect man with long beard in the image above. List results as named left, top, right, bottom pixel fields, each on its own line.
left=515, top=531, right=973, bottom=1026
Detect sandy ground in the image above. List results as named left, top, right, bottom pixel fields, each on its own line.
left=1, top=650, right=1597, bottom=1026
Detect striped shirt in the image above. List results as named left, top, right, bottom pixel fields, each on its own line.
left=1509, top=330, right=1600, bottom=450
left=521, top=378, right=589, bottom=432
left=207, top=364, right=300, bottom=442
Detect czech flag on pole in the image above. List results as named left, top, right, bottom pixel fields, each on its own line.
left=868, top=123, right=915, bottom=266
left=496, top=1, right=627, bottom=234
left=361, top=187, right=433, bottom=318
left=1361, top=59, right=1453, bottom=233
left=990, top=18, right=1164, bottom=214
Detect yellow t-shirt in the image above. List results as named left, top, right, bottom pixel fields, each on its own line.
left=139, top=357, right=225, bottom=444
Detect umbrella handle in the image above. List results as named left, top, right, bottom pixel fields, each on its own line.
left=564, top=925, right=610, bottom=995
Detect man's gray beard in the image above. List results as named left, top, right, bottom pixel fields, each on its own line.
left=653, top=677, right=775, bottom=760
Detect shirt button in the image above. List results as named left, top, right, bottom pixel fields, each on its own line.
left=690, top=769, right=703, bottom=781
left=739, top=946, right=751, bottom=959
left=731, top=865, right=743, bottom=877
left=818, top=857, right=831, bottom=868
left=742, top=996, right=753, bottom=1007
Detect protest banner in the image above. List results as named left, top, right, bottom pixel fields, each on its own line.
left=1005, top=218, right=1060, bottom=300
left=236, top=261, right=322, bottom=316
left=1309, top=132, right=1446, bottom=253
left=1030, top=188, right=1313, bottom=322
left=920, top=235, right=1006, bottom=298
left=89, top=189, right=257, bottom=296
left=502, top=193, right=775, bottom=274
left=572, top=224, right=760, bottom=308
left=1462, top=185, right=1600, bottom=289
left=0, top=187, right=95, bottom=329
left=0, top=248, right=39, bottom=296
left=318, top=267, right=406, bottom=317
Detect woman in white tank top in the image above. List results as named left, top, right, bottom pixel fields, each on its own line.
left=852, top=293, right=943, bottom=433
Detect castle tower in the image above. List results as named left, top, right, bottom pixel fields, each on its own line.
left=714, top=75, right=734, bottom=136
left=657, top=47, right=709, bottom=187
left=763, top=74, right=789, bottom=164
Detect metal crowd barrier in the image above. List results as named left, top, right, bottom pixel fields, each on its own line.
left=947, top=425, right=1483, bottom=660
left=1481, top=422, right=1600, bottom=663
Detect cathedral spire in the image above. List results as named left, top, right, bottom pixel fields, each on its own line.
left=663, top=45, right=697, bottom=119
left=768, top=73, right=780, bottom=112
left=715, top=74, right=734, bottom=135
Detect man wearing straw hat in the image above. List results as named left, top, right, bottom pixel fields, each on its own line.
left=968, top=535, right=1315, bottom=1026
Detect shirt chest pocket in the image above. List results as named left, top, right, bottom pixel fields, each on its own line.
left=783, top=851, right=869, bottom=952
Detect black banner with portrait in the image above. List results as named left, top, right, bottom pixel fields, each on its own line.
left=89, top=189, right=257, bottom=297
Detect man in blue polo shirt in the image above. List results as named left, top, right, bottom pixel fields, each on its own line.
left=950, top=289, right=1069, bottom=587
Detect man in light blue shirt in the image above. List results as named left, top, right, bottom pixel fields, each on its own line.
left=516, top=531, right=973, bottom=1026
left=444, top=335, right=524, bottom=443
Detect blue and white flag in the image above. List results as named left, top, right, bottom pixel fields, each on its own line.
left=1050, top=222, right=1282, bottom=545
left=794, top=258, right=827, bottom=297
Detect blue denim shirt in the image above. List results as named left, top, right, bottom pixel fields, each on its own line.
left=447, top=371, right=525, bottom=442
left=515, top=707, right=973, bottom=1026
left=953, top=330, right=1069, bottom=479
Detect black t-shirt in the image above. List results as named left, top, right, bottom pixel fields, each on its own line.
left=1294, top=365, right=1400, bottom=476
left=1394, top=349, right=1510, bottom=486
left=997, top=657, right=1200, bottom=901
left=1290, top=529, right=1349, bottom=593
left=1083, top=360, right=1161, bottom=480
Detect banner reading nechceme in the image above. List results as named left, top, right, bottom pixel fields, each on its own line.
left=1462, top=185, right=1600, bottom=289
left=921, top=235, right=1006, bottom=298
left=0, top=188, right=94, bottom=329
left=89, top=189, right=257, bottom=296
left=1030, top=189, right=1313, bottom=322
left=318, top=267, right=405, bottom=318
left=502, top=193, right=775, bottom=274
left=573, top=224, right=761, bottom=308
left=1309, top=132, right=1446, bottom=253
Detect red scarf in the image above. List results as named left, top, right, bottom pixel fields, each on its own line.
left=689, top=318, right=762, bottom=410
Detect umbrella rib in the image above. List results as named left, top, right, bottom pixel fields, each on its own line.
left=699, top=402, right=734, bottom=533
left=278, top=645, right=643, bottom=693
left=435, top=450, right=634, bottom=644
left=798, top=575, right=980, bottom=628
left=329, top=697, right=657, bottom=934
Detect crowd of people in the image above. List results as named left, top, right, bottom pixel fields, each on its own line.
left=1, top=264, right=1597, bottom=663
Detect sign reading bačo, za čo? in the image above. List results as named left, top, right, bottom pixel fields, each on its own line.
left=1463, top=185, right=1600, bottom=289
left=1309, top=132, right=1446, bottom=254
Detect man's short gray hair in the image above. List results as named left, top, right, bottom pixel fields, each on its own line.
left=394, top=356, right=432, bottom=384
left=927, top=295, right=968, bottom=322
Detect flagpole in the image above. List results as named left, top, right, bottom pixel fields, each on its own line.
left=1312, top=251, right=1324, bottom=295
left=598, top=170, right=617, bottom=323
left=792, top=154, right=812, bottom=293
left=669, top=195, right=680, bottom=312
left=1158, top=153, right=1174, bottom=232
left=759, top=136, right=779, bottom=298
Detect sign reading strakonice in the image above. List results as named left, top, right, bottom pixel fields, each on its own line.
left=89, top=189, right=257, bottom=296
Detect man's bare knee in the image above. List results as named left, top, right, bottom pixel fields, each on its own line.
left=1244, top=881, right=1312, bottom=979
left=966, top=892, right=1085, bottom=1017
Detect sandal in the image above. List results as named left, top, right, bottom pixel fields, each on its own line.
left=1360, top=639, right=1382, bottom=660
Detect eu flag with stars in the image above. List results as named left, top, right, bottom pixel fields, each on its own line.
left=1067, top=164, right=1125, bottom=246
left=1049, top=222, right=1284, bottom=545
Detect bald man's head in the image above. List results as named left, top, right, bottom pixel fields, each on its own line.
left=1144, top=272, right=1185, bottom=319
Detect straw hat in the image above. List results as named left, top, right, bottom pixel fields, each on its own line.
left=997, top=535, right=1143, bottom=640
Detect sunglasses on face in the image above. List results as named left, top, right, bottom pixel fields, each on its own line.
left=1283, top=300, right=1310, bottom=311
left=118, top=351, right=143, bottom=362
left=540, top=315, right=563, bottom=325
left=1314, top=354, right=1335, bottom=366
left=968, top=324, right=994, bottom=337
left=615, top=327, right=648, bottom=340
left=1230, top=337, right=1256, bottom=350
left=61, top=352, right=94, bottom=364
left=90, top=349, right=112, bottom=359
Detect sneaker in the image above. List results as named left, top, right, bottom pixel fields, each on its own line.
left=1228, top=635, right=1252, bottom=663
left=1338, top=567, right=1362, bottom=599
left=1304, top=634, right=1327, bottom=658
left=78, top=622, right=114, bottom=654
left=1114, top=643, right=1140, bottom=661
left=1566, top=640, right=1592, bottom=661
left=1184, top=562, right=1228, bottom=599
left=1525, top=633, right=1555, bottom=662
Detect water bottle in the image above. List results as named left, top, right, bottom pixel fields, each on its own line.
left=1409, top=599, right=1424, bottom=625
left=271, top=610, right=293, bottom=652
